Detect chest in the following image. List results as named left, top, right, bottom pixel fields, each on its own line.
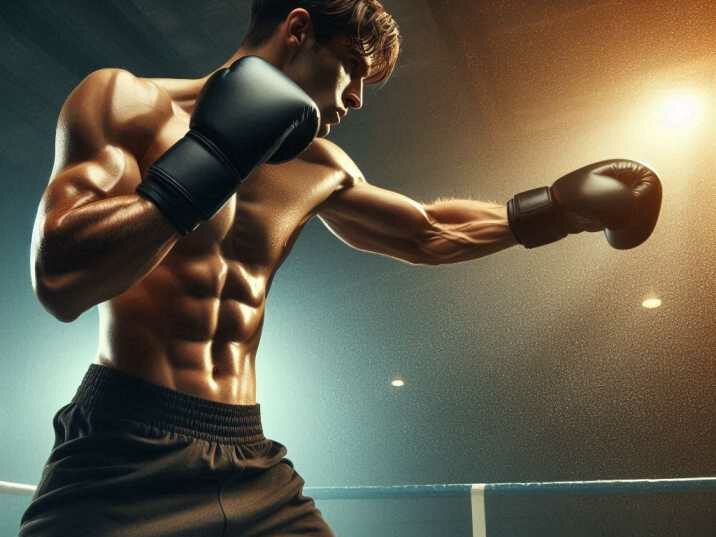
left=134, top=110, right=343, bottom=267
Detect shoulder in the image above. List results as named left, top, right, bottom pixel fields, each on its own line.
left=59, top=68, right=172, bottom=152
left=299, top=138, right=367, bottom=186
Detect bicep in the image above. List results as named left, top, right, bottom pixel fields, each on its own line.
left=316, top=179, right=435, bottom=262
left=40, top=147, right=129, bottom=227
left=32, top=70, right=144, bottom=279
left=40, top=69, right=144, bottom=228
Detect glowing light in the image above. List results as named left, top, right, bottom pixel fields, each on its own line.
left=642, top=297, right=662, bottom=309
left=658, top=91, right=703, bottom=129
left=391, top=378, right=405, bottom=387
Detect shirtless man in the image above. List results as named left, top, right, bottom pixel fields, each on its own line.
left=20, top=1, right=661, bottom=536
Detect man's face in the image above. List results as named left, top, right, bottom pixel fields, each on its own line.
left=285, top=36, right=370, bottom=137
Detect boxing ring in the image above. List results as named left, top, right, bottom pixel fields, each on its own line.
left=3, top=476, right=716, bottom=536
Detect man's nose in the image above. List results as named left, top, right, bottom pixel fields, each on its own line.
left=344, top=79, right=364, bottom=110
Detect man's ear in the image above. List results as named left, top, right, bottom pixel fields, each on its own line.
left=284, top=8, right=313, bottom=48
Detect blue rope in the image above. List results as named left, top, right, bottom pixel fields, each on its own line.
left=306, top=483, right=472, bottom=500
left=305, top=477, right=716, bottom=501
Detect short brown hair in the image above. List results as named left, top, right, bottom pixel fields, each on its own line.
left=242, top=0, right=401, bottom=84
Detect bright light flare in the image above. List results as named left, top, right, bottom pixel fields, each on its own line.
left=658, top=91, right=704, bottom=129
left=642, top=297, right=662, bottom=309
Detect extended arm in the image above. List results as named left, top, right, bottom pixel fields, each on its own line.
left=316, top=140, right=661, bottom=262
left=314, top=141, right=518, bottom=266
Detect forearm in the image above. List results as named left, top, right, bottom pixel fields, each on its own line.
left=34, top=195, right=180, bottom=321
left=420, top=199, right=518, bottom=265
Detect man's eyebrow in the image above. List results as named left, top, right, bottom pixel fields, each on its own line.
left=341, top=41, right=370, bottom=74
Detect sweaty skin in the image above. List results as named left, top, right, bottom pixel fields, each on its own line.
left=31, top=42, right=517, bottom=405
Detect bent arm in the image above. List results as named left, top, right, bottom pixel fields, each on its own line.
left=32, top=69, right=180, bottom=322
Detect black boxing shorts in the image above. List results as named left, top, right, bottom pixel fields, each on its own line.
left=18, top=364, right=335, bottom=537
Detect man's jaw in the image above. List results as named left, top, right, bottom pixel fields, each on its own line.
left=318, top=123, right=331, bottom=137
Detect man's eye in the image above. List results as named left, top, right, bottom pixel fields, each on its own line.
left=346, top=59, right=359, bottom=76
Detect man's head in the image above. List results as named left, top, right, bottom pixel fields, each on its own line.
left=241, top=0, right=401, bottom=136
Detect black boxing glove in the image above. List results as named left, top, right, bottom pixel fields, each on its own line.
left=137, top=56, right=320, bottom=235
left=507, top=159, right=662, bottom=249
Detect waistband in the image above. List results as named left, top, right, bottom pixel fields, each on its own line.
left=71, top=364, right=264, bottom=445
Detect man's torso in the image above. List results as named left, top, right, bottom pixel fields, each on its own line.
left=87, top=70, right=355, bottom=404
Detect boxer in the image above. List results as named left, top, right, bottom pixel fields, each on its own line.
left=21, top=1, right=660, bottom=536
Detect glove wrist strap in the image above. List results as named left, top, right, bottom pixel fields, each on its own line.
left=137, top=132, right=242, bottom=236
left=507, top=187, right=567, bottom=248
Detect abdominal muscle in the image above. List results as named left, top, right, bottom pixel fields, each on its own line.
left=96, top=246, right=270, bottom=404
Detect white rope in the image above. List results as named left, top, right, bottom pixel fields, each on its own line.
left=0, top=481, right=37, bottom=496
